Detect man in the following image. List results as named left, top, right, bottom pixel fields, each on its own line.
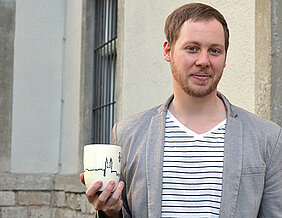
left=81, top=3, right=282, bottom=217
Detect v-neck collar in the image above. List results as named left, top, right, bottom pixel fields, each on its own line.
left=167, top=110, right=226, bottom=139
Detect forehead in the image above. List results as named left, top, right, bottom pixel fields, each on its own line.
left=176, top=19, right=225, bottom=46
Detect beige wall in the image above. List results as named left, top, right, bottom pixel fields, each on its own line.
left=10, top=0, right=83, bottom=174
left=117, top=0, right=262, bottom=119
left=11, top=0, right=65, bottom=173
left=60, top=0, right=83, bottom=173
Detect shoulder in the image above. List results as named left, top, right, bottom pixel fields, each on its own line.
left=115, top=95, right=173, bottom=131
left=111, top=104, right=163, bottom=143
left=231, top=104, right=281, bottom=141
left=232, top=105, right=280, bottom=129
left=219, top=92, right=281, bottom=138
left=116, top=105, right=162, bottom=129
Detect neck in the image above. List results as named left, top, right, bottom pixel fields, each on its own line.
left=169, top=90, right=227, bottom=133
left=170, top=89, right=222, bottom=115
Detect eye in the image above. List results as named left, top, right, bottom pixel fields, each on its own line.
left=186, top=46, right=199, bottom=53
left=209, top=48, right=221, bottom=54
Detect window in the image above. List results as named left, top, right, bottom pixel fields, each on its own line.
left=92, top=0, right=117, bottom=143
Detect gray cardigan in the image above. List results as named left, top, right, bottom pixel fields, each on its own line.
left=110, top=93, right=282, bottom=218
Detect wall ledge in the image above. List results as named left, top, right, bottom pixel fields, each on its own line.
left=0, top=173, right=85, bottom=193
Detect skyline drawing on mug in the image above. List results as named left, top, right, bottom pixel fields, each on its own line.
left=84, top=153, right=121, bottom=177
left=83, top=144, right=121, bottom=191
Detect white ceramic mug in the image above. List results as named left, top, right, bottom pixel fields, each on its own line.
left=83, top=144, right=121, bottom=191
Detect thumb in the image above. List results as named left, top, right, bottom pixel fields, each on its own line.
left=80, top=173, right=85, bottom=185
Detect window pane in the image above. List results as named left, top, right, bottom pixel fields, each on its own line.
left=92, top=0, right=117, bottom=143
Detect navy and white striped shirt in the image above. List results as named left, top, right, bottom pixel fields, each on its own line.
left=161, top=111, right=226, bottom=217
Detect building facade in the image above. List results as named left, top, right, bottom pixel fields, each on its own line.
left=0, top=0, right=281, bottom=217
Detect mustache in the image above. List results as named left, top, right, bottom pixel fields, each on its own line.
left=192, top=69, right=209, bottom=75
left=195, top=68, right=208, bottom=73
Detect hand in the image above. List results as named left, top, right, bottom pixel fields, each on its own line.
left=80, top=173, right=124, bottom=217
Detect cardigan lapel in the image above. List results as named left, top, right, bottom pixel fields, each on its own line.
left=146, top=96, right=172, bottom=218
left=219, top=94, right=243, bottom=217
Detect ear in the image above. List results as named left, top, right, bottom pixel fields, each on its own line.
left=163, top=41, right=172, bottom=62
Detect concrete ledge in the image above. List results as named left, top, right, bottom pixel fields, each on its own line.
left=0, top=173, right=86, bottom=193
left=53, top=174, right=86, bottom=193
left=0, top=173, right=53, bottom=191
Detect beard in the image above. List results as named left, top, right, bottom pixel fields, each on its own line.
left=171, top=60, right=222, bottom=98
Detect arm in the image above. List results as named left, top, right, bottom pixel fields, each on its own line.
left=80, top=173, right=124, bottom=217
left=110, top=124, right=131, bottom=217
left=258, top=128, right=282, bottom=217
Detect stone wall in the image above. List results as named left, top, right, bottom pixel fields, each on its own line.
left=0, top=0, right=14, bottom=173
left=0, top=174, right=95, bottom=218
left=271, top=0, right=282, bottom=127
left=255, top=0, right=271, bottom=120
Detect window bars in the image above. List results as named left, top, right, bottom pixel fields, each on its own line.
left=92, top=0, right=117, bottom=143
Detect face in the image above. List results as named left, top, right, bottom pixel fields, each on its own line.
left=163, top=19, right=226, bottom=98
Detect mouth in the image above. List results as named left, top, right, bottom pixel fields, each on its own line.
left=193, top=74, right=210, bottom=77
left=191, top=73, right=211, bottom=82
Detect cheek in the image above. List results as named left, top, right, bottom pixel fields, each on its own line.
left=179, top=56, right=195, bottom=69
left=213, top=59, right=226, bottom=70
left=220, top=60, right=226, bottom=69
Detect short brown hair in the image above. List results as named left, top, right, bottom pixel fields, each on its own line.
left=164, top=3, right=229, bottom=52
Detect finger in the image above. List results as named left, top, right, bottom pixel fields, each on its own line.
left=95, top=180, right=116, bottom=210
left=110, top=181, right=124, bottom=203
left=86, top=180, right=103, bottom=203
left=80, top=173, right=85, bottom=185
left=103, top=181, right=124, bottom=214
left=104, top=198, right=123, bottom=216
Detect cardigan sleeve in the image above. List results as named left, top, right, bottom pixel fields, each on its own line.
left=258, top=128, right=282, bottom=217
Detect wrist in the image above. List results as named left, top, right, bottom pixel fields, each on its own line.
left=98, top=210, right=122, bottom=218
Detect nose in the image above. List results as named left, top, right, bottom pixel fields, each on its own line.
left=195, top=51, right=210, bottom=68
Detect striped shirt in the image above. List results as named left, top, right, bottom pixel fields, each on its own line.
left=161, top=111, right=226, bottom=217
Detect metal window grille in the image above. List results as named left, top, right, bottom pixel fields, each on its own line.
left=92, top=0, right=117, bottom=143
